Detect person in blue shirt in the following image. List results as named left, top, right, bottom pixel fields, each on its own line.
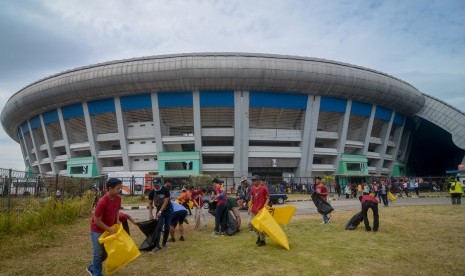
left=169, top=202, right=188, bottom=242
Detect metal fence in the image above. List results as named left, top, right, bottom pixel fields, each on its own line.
left=0, top=168, right=102, bottom=213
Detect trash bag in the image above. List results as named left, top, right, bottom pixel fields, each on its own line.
left=135, top=219, right=158, bottom=251
left=251, top=208, right=289, bottom=250
left=226, top=211, right=238, bottom=236
left=311, top=193, right=334, bottom=215
left=345, top=211, right=363, bottom=230
left=98, top=224, right=141, bottom=275
left=388, top=192, right=397, bottom=201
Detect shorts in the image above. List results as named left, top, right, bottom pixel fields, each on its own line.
left=171, top=210, right=188, bottom=228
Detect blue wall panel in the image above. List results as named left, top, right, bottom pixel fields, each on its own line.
left=158, top=92, right=193, bottom=108
left=20, top=122, right=29, bottom=134
left=249, top=91, right=308, bottom=109
left=375, top=106, right=392, bottom=122
left=320, top=97, right=347, bottom=113
left=62, top=103, right=84, bottom=120
left=200, top=90, right=234, bottom=107
left=88, top=98, right=115, bottom=115
left=394, top=113, right=405, bottom=126
left=121, top=93, right=152, bottom=111
left=43, top=110, right=59, bottom=125
left=29, top=116, right=41, bottom=130
left=351, top=101, right=372, bottom=117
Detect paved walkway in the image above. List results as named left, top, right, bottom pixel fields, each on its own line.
left=123, top=197, right=452, bottom=221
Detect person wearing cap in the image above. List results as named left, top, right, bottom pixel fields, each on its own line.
left=148, top=179, right=174, bottom=253
left=87, top=178, right=123, bottom=276
left=211, top=178, right=228, bottom=237
left=249, top=175, right=269, bottom=246
left=361, top=191, right=379, bottom=232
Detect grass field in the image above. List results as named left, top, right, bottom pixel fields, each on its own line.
left=1, top=205, right=463, bottom=275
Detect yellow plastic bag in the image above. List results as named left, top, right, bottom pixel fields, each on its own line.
left=98, top=224, right=141, bottom=275
left=388, top=191, right=397, bottom=201
left=267, top=206, right=296, bottom=226
left=251, top=208, right=290, bottom=250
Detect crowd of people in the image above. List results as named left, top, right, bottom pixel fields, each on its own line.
left=86, top=174, right=463, bottom=275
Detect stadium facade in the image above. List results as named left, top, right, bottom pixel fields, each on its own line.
left=1, top=53, right=464, bottom=183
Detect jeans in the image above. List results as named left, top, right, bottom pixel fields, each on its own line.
left=215, top=203, right=228, bottom=233
left=322, top=213, right=329, bottom=223
left=380, top=193, right=388, bottom=206
left=90, top=231, right=107, bottom=276
left=362, top=202, right=379, bottom=231
left=249, top=212, right=265, bottom=241
left=451, top=193, right=462, bottom=205
left=154, top=209, right=173, bottom=247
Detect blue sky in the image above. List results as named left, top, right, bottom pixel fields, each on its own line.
left=0, top=0, right=464, bottom=170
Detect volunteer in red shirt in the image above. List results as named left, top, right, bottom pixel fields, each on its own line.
left=249, top=175, right=270, bottom=246
left=315, top=177, right=331, bottom=224
left=87, top=178, right=123, bottom=276
left=211, top=178, right=228, bottom=237
left=361, top=192, right=379, bottom=232
left=191, top=186, right=207, bottom=228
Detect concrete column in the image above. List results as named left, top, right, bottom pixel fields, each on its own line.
left=39, top=114, right=57, bottom=174
left=377, top=111, right=395, bottom=174
left=399, top=130, right=411, bottom=162
left=334, top=100, right=352, bottom=170
left=390, top=119, right=406, bottom=171
left=296, top=95, right=314, bottom=177
left=193, top=91, right=202, bottom=152
left=403, top=131, right=414, bottom=163
left=304, top=96, right=321, bottom=177
left=233, top=91, right=249, bottom=178
left=82, top=102, right=101, bottom=173
left=151, top=91, right=164, bottom=154
left=114, top=97, right=130, bottom=171
left=57, top=107, right=72, bottom=158
left=17, top=133, right=28, bottom=168
left=363, top=105, right=377, bottom=154
left=26, top=121, right=43, bottom=174
left=19, top=128, right=33, bottom=170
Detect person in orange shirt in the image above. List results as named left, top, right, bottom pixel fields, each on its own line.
left=179, top=188, right=192, bottom=215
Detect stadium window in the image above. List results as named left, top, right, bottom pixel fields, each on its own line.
left=129, top=142, right=134, bottom=144
left=141, top=141, right=146, bottom=144
left=134, top=159, right=140, bottom=162
left=144, top=158, right=149, bottom=161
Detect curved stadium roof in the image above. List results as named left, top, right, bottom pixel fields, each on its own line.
left=1, top=52, right=463, bottom=150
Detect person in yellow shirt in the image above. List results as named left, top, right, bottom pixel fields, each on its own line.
left=449, top=177, right=463, bottom=205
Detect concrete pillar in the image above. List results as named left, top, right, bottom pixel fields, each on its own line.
left=39, top=114, right=57, bottom=174
left=390, top=119, right=406, bottom=172
left=233, top=91, right=249, bottom=178
left=300, top=96, right=321, bottom=177
left=296, top=95, right=314, bottom=177
left=151, top=91, right=164, bottom=154
left=363, top=105, right=377, bottom=155
left=377, top=111, right=395, bottom=174
left=82, top=102, right=101, bottom=173
left=57, top=107, right=72, bottom=158
left=19, top=128, right=33, bottom=170
left=193, top=91, right=202, bottom=152
left=114, top=97, right=130, bottom=171
left=334, top=100, right=352, bottom=170
left=26, top=121, right=43, bottom=174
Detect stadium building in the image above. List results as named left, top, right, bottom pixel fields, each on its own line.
left=1, top=53, right=464, bottom=183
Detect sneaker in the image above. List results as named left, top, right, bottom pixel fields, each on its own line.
left=320, top=221, right=326, bottom=224
left=150, top=246, right=162, bottom=254
left=211, top=231, right=220, bottom=237
left=170, top=237, right=175, bottom=242
left=220, top=232, right=225, bottom=236
left=162, top=243, right=169, bottom=248
left=326, top=216, right=331, bottom=224
left=256, top=237, right=261, bottom=245
left=86, top=265, right=93, bottom=275
left=179, top=236, right=185, bottom=241
left=258, top=240, right=266, bottom=247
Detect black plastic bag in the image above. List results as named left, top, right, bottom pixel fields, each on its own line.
left=135, top=219, right=158, bottom=251
left=225, top=211, right=238, bottom=236
left=311, top=193, right=334, bottom=215
left=345, top=211, right=363, bottom=230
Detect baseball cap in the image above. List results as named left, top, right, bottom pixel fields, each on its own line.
left=152, top=179, right=160, bottom=185
left=251, top=175, right=261, bottom=181
left=240, top=177, right=247, bottom=182
left=212, top=178, right=221, bottom=183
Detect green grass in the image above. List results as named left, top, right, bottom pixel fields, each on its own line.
left=0, top=204, right=464, bottom=275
